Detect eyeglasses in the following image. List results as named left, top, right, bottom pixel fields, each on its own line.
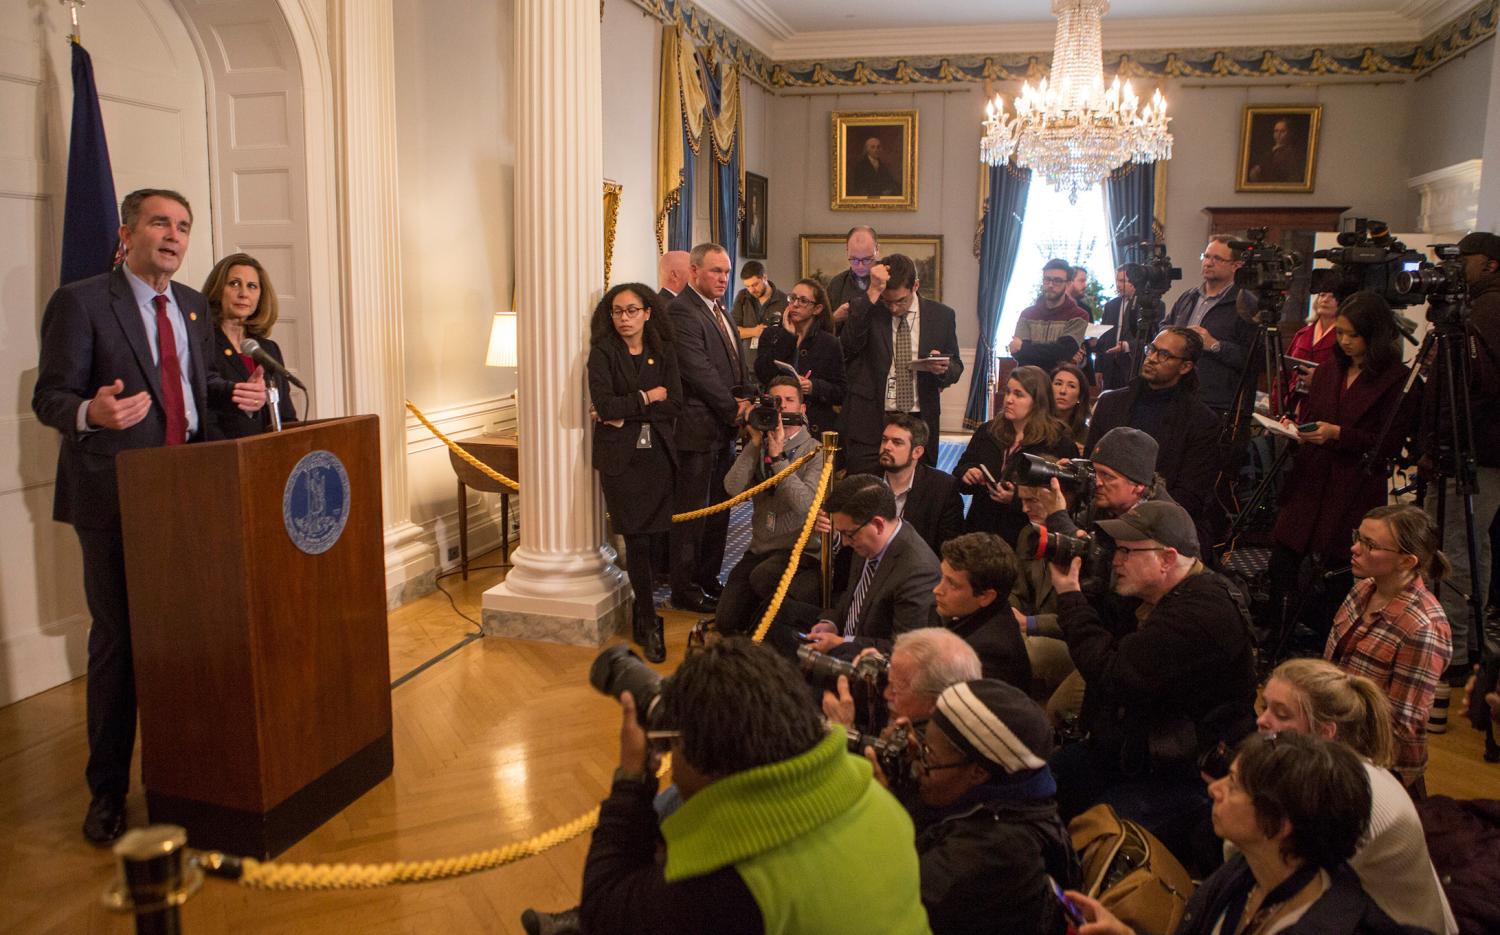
left=1042, top=276, right=1069, bottom=285
left=833, top=519, right=870, bottom=540
left=786, top=294, right=817, bottom=307
left=1144, top=343, right=1189, bottom=362
left=1200, top=253, right=1235, bottom=265
left=610, top=305, right=648, bottom=319
left=848, top=255, right=878, bottom=265
left=1114, top=544, right=1168, bottom=557
left=1351, top=531, right=1402, bottom=553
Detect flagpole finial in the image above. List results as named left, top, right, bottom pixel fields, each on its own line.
left=59, top=0, right=85, bottom=43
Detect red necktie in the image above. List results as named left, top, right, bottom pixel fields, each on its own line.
left=152, top=294, right=188, bottom=445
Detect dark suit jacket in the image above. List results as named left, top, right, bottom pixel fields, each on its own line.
left=1166, top=285, right=1257, bottom=412
left=1086, top=380, right=1223, bottom=526
left=1095, top=295, right=1137, bottom=390
left=829, top=520, right=940, bottom=652
left=942, top=603, right=1033, bottom=691
left=587, top=337, right=682, bottom=476
left=32, top=268, right=217, bottom=531
left=826, top=269, right=869, bottom=318
left=658, top=287, right=677, bottom=303
left=899, top=462, right=965, bottom=555
left=667, top=288, right=746, bottom=452
left=840, top=296, right=963, bottom=452
left=208, top=329, right=298, bottom=439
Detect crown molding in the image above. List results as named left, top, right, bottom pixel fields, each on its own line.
left=1397, top=0, right=1489, bottom=34
left=691, top=0, right=791, bottom=53
left=769, top=12, right=1425, bottom=61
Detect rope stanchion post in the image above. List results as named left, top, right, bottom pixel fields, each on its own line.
left=819, top=431, right=840, bottom=608
left=102, top=825, right=203, bottom=934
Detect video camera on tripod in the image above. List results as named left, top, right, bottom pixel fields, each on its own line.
left=1308, top=218, right=1426, bottom=309
left=1396, top=243, right=1468, bottom=323
left=1119, top=243, right=1180, bottom=376
left=1232, top=228, right=1301, bottom=318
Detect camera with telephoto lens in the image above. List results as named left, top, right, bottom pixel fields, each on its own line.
left=1016, top=523, right=1114, bottom=595
left=798, top=645, right=889, bottom=725
left=745, top=393, right=807, bottom=433
left=1396, top=244, right=1469, bottom=323
left=591, top=644, right=670, bottom=731
left=847, top=722, right=918, bottom=798
left=1006, top=453, right=1094, bottom=489
left=1308, top=218, right=1426, bottom=309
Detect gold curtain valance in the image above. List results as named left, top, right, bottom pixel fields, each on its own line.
left=656, top=22, right=744, bottom=252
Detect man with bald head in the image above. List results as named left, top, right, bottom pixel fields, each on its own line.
left=657, top=250, right=690, bottom=302
left=827, top=226, right=880, bottom=331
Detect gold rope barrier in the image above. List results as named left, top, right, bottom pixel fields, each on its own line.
left=752, top=433, right=838, bottom=644
left=406, top=400, right=520, bottom=492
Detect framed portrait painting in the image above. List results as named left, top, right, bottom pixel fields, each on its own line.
left=742, top=171, right=768, bottom=259
left=831, top=111, right=918, bottom=211
left=800, top=234, right=942, bottom=302
left=1236, top=105, right=1322, bottom=193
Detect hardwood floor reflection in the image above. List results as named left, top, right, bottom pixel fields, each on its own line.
left=1, top=561, right=1496, bottom=933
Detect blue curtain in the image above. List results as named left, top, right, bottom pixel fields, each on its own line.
left=667, top=124, right=695, bottom=253
left=964, top=163, right=1031, bottom=428
left=1103, top=162, right=1156, bottom=268
left=703, top=61, right=739, bottom=304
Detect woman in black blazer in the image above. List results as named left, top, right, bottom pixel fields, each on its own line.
left=753, top=278, right=845, bottom=435
left=201, top=253, right=298, bottom=438
left=955, top=364, right=1078, bottom=546
left=588, top=282, right=682, bottom=661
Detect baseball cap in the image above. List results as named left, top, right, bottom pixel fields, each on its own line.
left=1095, top=499, right=1201, bottom=558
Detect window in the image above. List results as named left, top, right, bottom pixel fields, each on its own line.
left=997, top=183, right=1117, bottom=343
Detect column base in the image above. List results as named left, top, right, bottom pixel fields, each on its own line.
left=482, top=572, right=631, bottom=647
left=384, top=521, right=437, bottom=609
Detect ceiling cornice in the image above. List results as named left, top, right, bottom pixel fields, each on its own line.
left=692, top=0, right=793, bottom=50
left=1397, top=0, right=1489, bottom=33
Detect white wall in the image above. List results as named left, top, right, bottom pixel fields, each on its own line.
left=1408, top=37, right=1493, bottom=179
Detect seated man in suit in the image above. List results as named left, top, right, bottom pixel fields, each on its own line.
left=766, top=474, right=939, bottom=659
left=933, top=533, right=1033, bottom=691
left=881, top=413, right=964, bottom=556
left=840, top=254, right=962, bottom=472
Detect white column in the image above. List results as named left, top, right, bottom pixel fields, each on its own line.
left=482, top=0, right=629, bottom=644
left=333, top=0, right=435, bottom=607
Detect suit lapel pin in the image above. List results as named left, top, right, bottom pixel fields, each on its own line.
left=189, top=312, right=197, bottom=321
left=224, top=348, right=233, bottom=357
left=647, top=358, right=655, bottom=365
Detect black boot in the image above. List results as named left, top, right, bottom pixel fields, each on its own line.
left=639, top=610, right=666, bottom=663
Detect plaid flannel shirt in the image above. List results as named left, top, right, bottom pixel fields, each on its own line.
left=1325, top=576, right=1452, bottom=779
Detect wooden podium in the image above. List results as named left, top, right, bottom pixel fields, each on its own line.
left=117, top=416, right=392, bottom=858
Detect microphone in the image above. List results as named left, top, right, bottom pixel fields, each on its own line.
left=240, top=337, right=307, bottom=391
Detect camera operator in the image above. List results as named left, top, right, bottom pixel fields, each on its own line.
left=933, top=533, right=1033, bottom=690
left=821, top=627, right=981, bottom=730
left=1425, top=232, right=1500, bottom=696
left=1166, top=236, right=1258, bottom=417
left=715, top=377, right=825, bottom=635
left=884, top=680, right=1082, bottom=935
left=1047, top=500, right=1257, bottom=874
left=1086, top=327, right=1222, bottom=532
left=579, top=638, right=928, bottom=934
left=1030, top=427, right=1172, bottom=541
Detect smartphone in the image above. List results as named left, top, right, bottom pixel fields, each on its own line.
left=1297, top=422, right=1319, bottom=433
left=978, top=464, right=1000, bottom=487
left=1049, top=876, right=1086, bottom=928
left=1283, top=354, right=1318, bottom=369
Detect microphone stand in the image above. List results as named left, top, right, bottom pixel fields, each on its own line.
left=266, top=383, right=283, bottom=432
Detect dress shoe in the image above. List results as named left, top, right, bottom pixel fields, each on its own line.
left=83, top=793, right=126, bottom=846
left=698, top=579, right=725, bottom=599
left=671, top=590, right=717, bottom=614
left=521, top=907, right=582, bottom=935
left=641, top=614, right=667, bottom=663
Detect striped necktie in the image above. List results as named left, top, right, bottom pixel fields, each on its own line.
left=843, top=556, right=880, bottom=637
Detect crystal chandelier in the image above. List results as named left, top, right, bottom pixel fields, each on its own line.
left=980, top=0, right=1172, bottom=202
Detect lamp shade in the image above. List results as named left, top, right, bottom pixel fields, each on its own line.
left=486, top=311, right=518, bottom=368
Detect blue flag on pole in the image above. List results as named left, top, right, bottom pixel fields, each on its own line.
left=59, top=38, right=119, bottom=286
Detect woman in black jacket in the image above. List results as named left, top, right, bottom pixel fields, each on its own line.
left=202, top=253, right=298, bottom=438
left=956, top=365, right=1077, bottom=546
left=753, top=278, right=845, bottom=435
left=588, top=283, right=682, bottom=662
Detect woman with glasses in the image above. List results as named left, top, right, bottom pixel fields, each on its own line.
left=1266, top=292, right=1416, bottom=649
left=754, top=278, right=846, bottom=435
left=1257, top=658, right=1457, bottom=933
left=1049, top=363, right=1092, bottom=453
left=955, top=365, right=1076, bottom=546
left=1325, top=505, right=1452, bottom=795
left=1277, top=291, right=1341, bottom=418
left=587, top=283, right=682, bottom=662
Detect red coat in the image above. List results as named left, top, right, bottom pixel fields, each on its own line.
left=1272, top=356, right=1414, bottom=558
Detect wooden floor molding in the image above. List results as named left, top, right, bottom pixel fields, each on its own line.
left=2, top=562, right=1497, bottom=933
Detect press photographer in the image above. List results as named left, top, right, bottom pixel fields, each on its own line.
left=1024, top=426, right=1173, bottom=544
left=820, top=627, right=981, bottom=734
left=1047, top=500, right=1257, bottom=875
left=579, top=638, right=928, bottom=935
left=715, top=376, right=824, bottom=635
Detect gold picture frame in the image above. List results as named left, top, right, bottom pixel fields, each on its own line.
left=603, top=179, right=623, bottom=286
left=1236, top=105, right=1321, bottom=193
left=800, top=234, right=942, bottom=302
left=831, top=111, right=918, bottom=211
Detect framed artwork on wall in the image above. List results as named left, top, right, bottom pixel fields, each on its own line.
left=800, top=234, right=942, bottom=301
left=830, top=111, right=918, bottom=211
left=1236, top=105, right=1322, bottom=193
left=742, top=171, right=767, bottom=258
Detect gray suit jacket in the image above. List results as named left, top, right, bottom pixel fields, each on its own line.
left=830, top=520, right=940, bottom=652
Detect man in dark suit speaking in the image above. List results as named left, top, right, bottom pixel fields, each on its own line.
left=32, top=188, right=265, bottom=844
left=840, top=253, right=962, bottom=473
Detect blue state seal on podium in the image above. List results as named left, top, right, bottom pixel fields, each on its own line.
left=283, top=449, right=352, bottom=555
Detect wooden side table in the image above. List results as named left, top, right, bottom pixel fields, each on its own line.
left=447, top=433, right=519, bottom=579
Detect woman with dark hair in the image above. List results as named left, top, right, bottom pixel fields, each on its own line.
left=202, top=253, right=298, bottom=437
left=753, top=277, right=845, bottom=434
left=1050, top=362, right=1092, bottom=452
left=955, top=365, right=1076, bottom=545
left=1326, top=504, right=1452, bottom=794
left=588, top=282, right=682, bottom=662
left=1069, top=732, right=1420, bottom=935
left=1266, top=292, right=1416, bottom=648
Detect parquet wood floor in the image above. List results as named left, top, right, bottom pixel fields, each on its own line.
left=2, top=560, right=1498, bottom=934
